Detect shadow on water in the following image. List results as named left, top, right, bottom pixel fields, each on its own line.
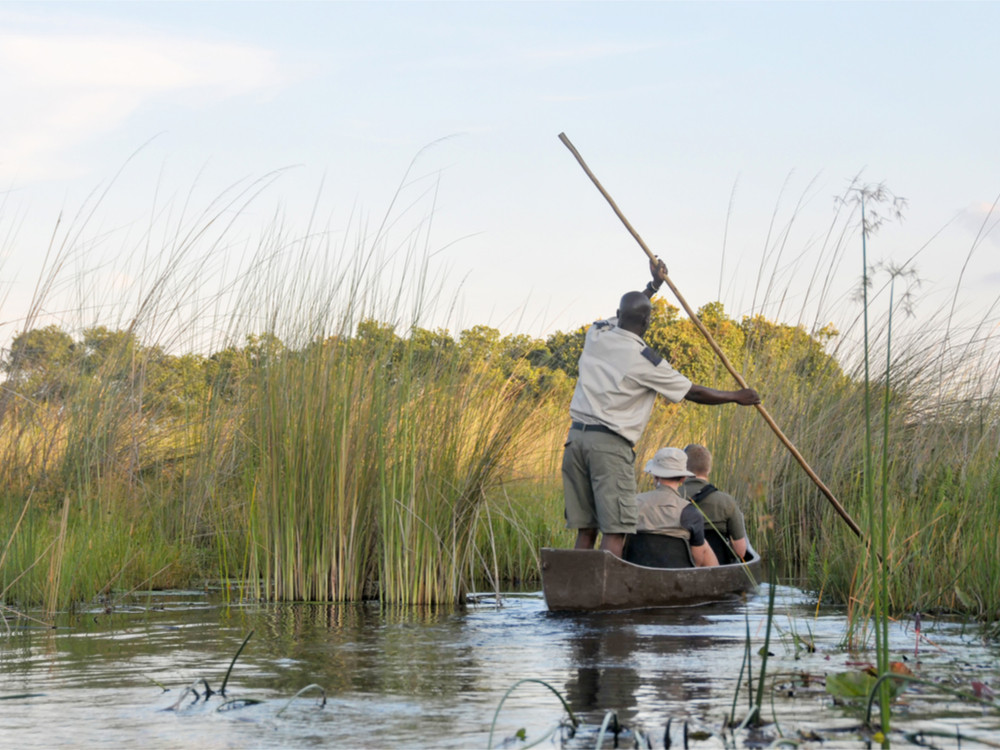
left=1, top=584, right=998, bottom=748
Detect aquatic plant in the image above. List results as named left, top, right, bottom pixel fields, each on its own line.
left=220, top=630, right=254, bottom=696
left=159, top=632, right=325, bottom=717
left=856, top=184, right=908, bottom=737
left=275, top=684, right=327, bottom=716
left=728, top=571, right=778, bottom=731
left=487, top=678, right=578, bottom=749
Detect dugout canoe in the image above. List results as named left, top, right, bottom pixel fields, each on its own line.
left=539, top=542, right=762, bottom=612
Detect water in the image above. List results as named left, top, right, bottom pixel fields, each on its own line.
left=1, top=584, right=998, bottom=748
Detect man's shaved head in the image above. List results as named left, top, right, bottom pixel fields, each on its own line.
left=617, top=291, right=652, bottom=335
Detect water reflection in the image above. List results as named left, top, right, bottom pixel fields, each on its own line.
left=246, top=601, right=481, bottom=698
left=564, top=624, right=641, bottom=723
left=560, top=606, right=734, bottom=728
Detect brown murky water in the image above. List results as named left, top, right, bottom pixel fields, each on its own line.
left=1, top=584, right=998, bottom=748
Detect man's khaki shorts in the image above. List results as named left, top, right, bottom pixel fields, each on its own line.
left=561, top=428, right=637, bottom=534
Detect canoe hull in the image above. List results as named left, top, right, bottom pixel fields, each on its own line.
left=540, top=547, right=762, bottom=612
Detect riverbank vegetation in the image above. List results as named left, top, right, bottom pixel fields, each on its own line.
left=1, top=186, right=998, bottom=627
left=3, top=294, right=997, bottom=620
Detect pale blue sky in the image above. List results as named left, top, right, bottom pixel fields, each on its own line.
left=1, top=1, right=998, bottom=354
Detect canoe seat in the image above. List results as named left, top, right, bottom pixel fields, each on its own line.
left=622, top=533, right=695, bottom=569
left=705, top=530, right=737, bottom=565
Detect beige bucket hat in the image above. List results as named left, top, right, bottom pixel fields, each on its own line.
left=644, top=447, right=695, bottom=479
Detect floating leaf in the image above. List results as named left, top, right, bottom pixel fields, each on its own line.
left=826, top=671, right=877, bottom=699
left=826, top=671, right=900, bottom=702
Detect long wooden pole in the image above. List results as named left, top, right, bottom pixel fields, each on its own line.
left=558, top=131, right=864, bottom=540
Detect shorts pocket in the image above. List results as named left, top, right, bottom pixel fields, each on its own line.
left=617, top=486, right=638, bottom=528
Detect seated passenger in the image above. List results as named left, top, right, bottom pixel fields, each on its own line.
left=680, top=444, right=748, bottom=562
left=634, top=447, right=719, bottom=567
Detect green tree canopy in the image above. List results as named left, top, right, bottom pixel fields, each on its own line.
left=3, top=325, right=78, bottom=400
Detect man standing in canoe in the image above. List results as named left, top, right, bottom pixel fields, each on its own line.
left=562, top=259, right=760, bottom=557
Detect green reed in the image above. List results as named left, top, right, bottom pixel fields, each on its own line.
left=858, top=187, right=899, bottom=736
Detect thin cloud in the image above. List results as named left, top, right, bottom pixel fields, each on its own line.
left=4, top=33, right=283, bottom=91
left=0, top=29, right=285, bottom=182
left=959, top=199, right=1000, bottom=248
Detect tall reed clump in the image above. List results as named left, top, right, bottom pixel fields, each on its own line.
left=473, top=386, right=574, bottom=589
left=376, top=342, right=541, bottom=604
left=802, top=185, right=1000, bottom=630
left=798, top=324, right=1000, bottom=622
left=233, top=302, right=544, bottom=604
left=0, top=187, right=229, bottom=611
left=192, top=169, right=553, bottom=605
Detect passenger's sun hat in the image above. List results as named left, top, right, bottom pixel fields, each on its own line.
left=644, top=447, right=695, bottom=479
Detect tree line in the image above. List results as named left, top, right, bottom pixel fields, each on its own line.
left=2, top=300, right=844, bottom=430
left=2, top=299, right=844, bottom=419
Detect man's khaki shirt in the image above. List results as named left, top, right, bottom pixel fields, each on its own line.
left=569, top=318, right=692, bottom=445
left=635, top=484, right=706, bottom=545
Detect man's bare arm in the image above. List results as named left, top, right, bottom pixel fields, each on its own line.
left=685, top=385, right=760, bottom=406
left=691, top=542, right=719, bottom=567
